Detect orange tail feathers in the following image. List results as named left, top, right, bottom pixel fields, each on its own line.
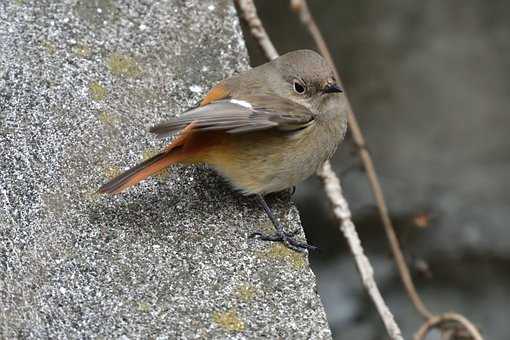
left=99, top=123, right=201, bottom=194
left=97, top=150, right=186, bottom=194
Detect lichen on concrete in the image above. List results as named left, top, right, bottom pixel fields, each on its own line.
left=0, top=0, right=332, bottom=338
left=89, top=81, right=108, bottom=101
left=106, top=53, right=142, bottom=78
left=236, top=284, right=257, bottom=302
left=98, top=110, right=118, bottom=126
left=260, top=243, right=307, bottom=270
left=212, top=309, right=246, bottom=332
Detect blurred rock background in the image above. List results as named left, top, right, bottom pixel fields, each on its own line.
left=243, top=1, right=510, bottom=339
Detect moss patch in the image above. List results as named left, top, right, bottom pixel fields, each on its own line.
left=260, top=243, right=306, bottom=270
left=98, top=111, right=117, bottom=126
left=136, top=301, right=151, bottom=313
left=41, top=41, right=56, bottom=55
left=83, top=190, right=100, bottom=202
left=106, top=53, right=142, bottom=77
left=212, top=310, right=245, bottom=332
left=104, top=165, right=121, bottom=180
left=236, top=284, right=256, bottom=302
left=89, top=82, right=107, bottom=101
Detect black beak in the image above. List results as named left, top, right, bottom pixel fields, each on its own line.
left=323, top=83, right=343, bottom=94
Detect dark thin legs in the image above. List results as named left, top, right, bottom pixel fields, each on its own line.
left=249, top=194, right=318, bottom=252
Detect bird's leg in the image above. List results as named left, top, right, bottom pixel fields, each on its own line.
left=249, top=194, right=318, bottom=252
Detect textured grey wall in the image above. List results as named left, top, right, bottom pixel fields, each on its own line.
left=0, top=0, right=331, bottom=338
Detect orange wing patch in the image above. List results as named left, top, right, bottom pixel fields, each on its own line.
left=163, top=121, right=197, bottom=152
left=162, top=121, right=226, bottom=164
left=200, top=83, right=230, bottom=106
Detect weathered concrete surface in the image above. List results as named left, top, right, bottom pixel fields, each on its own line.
left=0, top=0, right=331, bottom=338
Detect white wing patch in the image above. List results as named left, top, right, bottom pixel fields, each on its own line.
left=228, top=99, right=253, bottom=109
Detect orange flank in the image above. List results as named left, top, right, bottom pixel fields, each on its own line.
left=200, top=83, right=230, bottom=106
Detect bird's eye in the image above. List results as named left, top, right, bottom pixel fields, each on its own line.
left=293, top=80, right=305, bottom=94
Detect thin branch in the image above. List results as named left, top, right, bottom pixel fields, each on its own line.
left=290, top=1, right=483, bottom=339
left=414, top=313, right=483, bottom=340
left=290, top=0, right=434, bottom=319
left=318, top=162, right=404, bottom=340
left=236, top=0, right=278, bottom=61
left=236, top=1, right=403, bottom=339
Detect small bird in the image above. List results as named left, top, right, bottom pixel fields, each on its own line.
left=98, top=50, right=348, bottom=252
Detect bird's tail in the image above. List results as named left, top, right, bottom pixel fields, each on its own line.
left=98, top=150, right=184, bottom=194
left=98, top=122, right=202, bottom=194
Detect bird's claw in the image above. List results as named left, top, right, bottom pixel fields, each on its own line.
left=249, top=229, right=318, bottom=253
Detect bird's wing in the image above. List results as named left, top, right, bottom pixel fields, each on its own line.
left=150, top=95, right=316, bottom=138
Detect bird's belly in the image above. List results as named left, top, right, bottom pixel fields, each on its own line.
left=205, top=129, right=336, bottom=195
left=213, top=155, right=318, bottom=195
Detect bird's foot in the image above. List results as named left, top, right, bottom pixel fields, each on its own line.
left=249, top=229, right=318, bottom=253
